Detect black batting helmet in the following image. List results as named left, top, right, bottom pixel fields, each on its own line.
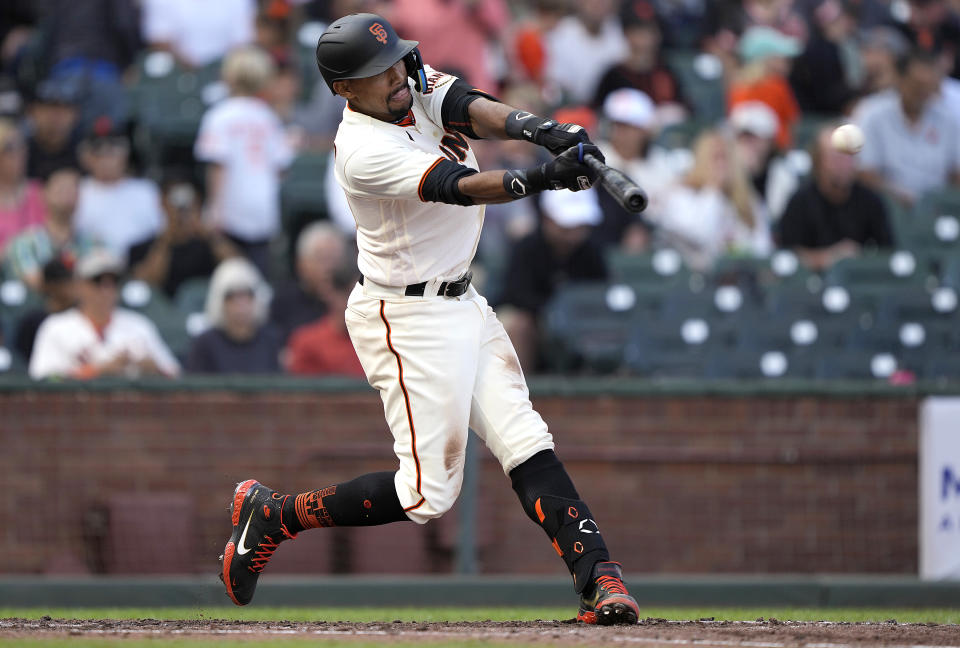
left=316, top=14, right=419, bottom=93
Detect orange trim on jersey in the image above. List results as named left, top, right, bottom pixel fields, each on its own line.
left=393, top=109, right=417, bottom=128
left=417, top=157, right=446, bottom=202
left=379, top=300, right=425, bottom=513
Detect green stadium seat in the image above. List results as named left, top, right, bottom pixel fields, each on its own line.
left=606, top=249, right=689, bottom=286
left=816, top=350, right=896, bottom=380
left=825, top=251, right=930, bottom=291
left=121, top=281, right=192, bottom=359
left=624, top=316, right=714, bottom=377
left=174, top=277, right=210, bottom=316
left=664, top=50, right=726, bottom=124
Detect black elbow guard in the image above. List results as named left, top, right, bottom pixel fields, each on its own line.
left=419, top=159, right=478, bottom=206
left=441, top=78, right=500, bottom=139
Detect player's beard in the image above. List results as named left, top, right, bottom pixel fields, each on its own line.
left=387, top=85, right=414, bottom=121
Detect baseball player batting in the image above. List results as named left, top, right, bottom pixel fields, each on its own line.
left=219, top=13, right=640, bottom=625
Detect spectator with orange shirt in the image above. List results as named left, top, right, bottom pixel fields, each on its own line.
left=285, top=262, right=365, bottom=378
left=729, top=26, right=803, bottom=150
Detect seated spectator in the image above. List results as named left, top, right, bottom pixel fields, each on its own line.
left=789, top=0, right=861, bottom=115
left=13, top=257, right=76, bottom=363
left=39, top=0, right=140, bottom=127
left=595, top=88, right=677, bottom=250
left=857, top=26, right=911, bottom=98
left=729, top=26, right=803, bottom=150
left=857, top=49, right=960, bottom=206
left=544, top=0, right=628, bottom=104
left=285, top=263, right=364, bottom=378
left=270, top=222, right=347, bottom=342
left=656, top=130, right=772, bottom=270
left=892, top=0, right=960, bottom=82
left=140, top=0, right=255, bottom=68
left=25, top=78, right=82, bottom=180
left=29, top=249, right=180, bottom=380
left=4, top=168, right=93, bottom=291
left=730, top=101, right=800, bottom=220
left=498, top=188, right=608, bottom=372
left=592, top=11, right=688, bottom=123
left=0, top=118, right=46, bottom=251
left=389, top=0, right=509, bottom=93
left=187, top=257, right=282, bottom=374
left=74, top=119, right=165, bottom=260
left=779, top=126, right=894, bottom=270
left=128, top=178, right=240, bottom=299
left=195, top=46, right=294, bottom=277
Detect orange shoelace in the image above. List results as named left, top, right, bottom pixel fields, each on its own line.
left=248, top=526, right=296, bottom=574
left=596, top=575, right=628, bottom=595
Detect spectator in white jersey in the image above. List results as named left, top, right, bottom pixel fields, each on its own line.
left=140, top=0, right=256, bottom=68
left=195, top=45, right=294, bottom=277
left=29, top=248, right=180, bottom=380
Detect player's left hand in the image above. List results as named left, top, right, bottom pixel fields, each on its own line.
left=506, top=111, right=595, bottom=155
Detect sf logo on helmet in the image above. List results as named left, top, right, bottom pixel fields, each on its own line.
left=369, top=23, right=388, bottom=44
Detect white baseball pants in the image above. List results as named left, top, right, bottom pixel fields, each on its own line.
left=344, top=280, right=555, bottom=524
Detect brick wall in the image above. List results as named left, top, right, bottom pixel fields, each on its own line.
left=0, top=388, right=919, bottom=575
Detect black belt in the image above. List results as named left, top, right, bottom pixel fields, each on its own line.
left=359, top=271, right=473, bottom=297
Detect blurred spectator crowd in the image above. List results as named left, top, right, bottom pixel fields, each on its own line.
left=0, top=0, right=959, bottom=382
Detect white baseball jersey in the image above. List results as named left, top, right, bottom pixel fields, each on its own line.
left=335, top=66, right=554, bottom=524
left=334, top=66, right=485, bottom=287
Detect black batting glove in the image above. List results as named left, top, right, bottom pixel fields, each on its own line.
left=504, top=143, right=604, bottom=198
left=505, top=110, right=593, bottom=155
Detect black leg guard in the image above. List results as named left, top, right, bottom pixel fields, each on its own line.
left=510, top=450, right=609, bottom=593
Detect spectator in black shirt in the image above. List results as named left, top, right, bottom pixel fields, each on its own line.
left=498, top=188, right=608, bottom=372
left=187, top=257, right=282, bottom=374
left=25, top=78, right=82, bottom=180
left=128, top=178, right=239, bottom=299
left=12, top=257, right=76, bottom=363
left=593, top=12, right=687, bottom=122
left=790, top=0, right=861, bottom=115
left=778, top=127, right=894, bottom=270
left=270, top=221, right=347, bottom=342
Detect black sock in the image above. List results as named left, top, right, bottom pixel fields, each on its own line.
left=282, top=471, right=408, bottom=532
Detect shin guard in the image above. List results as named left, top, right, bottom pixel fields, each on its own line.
left=510, top=450, right=609, bottom=593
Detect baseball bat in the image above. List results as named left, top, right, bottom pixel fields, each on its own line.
left=583, top=153, right=649, bottom=213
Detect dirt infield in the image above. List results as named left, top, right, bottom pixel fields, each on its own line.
left=3, top=617, right=960, bottom=646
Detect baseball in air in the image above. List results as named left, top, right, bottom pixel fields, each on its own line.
left=831, top=124, right=864, bottom=155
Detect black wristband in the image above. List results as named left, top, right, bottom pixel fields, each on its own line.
left=505, top=110, right=554, bottom=143
left=503, top=165, right=548, bottom=199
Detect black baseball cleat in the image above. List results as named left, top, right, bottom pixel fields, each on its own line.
left=577, top=561, right=640, bottom=625
left=219, top=479, right=297, bottom=606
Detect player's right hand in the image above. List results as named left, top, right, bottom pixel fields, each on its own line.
left=541, top=143, right=603, bottom=192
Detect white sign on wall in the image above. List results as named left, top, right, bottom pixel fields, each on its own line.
left=920, top=398, right=960, bottom=580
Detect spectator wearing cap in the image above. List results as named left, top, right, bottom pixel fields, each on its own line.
left=29, top=249, right=180, bottom=380
left=595, top=88, right=678, bottom=250
left=892, top=0, right=960, bottom=82
left=656, top=130, right=771, bottom=271
left=127, top=178, right=240, bottom=299
left=730, top=101, right=800, bottom=221
left=74, top=119, right=165, bottom=262
left=729, top=26, right=803, bottom=150
left=195, top=46, right=294, bottom=278
left=270, top=222, right=347, bottom=343
left=0, top=118, right=46, bottom=252
left=592, top=9, right=688, bottom=122
left=285, top=261, right=365, bottom=378
left=789, top=0, right=862, bottom=115
left=12, top=257, right=76, bottom=363
left=543, top=0, right=629, bottom=104
left=497, top=188, right=608, bottom=372
left=141, top=0, right=256, bottom=68
left=4, top=168, right=94, bottom=291
left=778, top=126, right=893, bottom=270
left=389, top=0, right=509, bottom=94
left=187, top=257, right=282, bottom=374
left=25, top=79, right=82, bottom=180
left=856, top=48, right=960, bottom=206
